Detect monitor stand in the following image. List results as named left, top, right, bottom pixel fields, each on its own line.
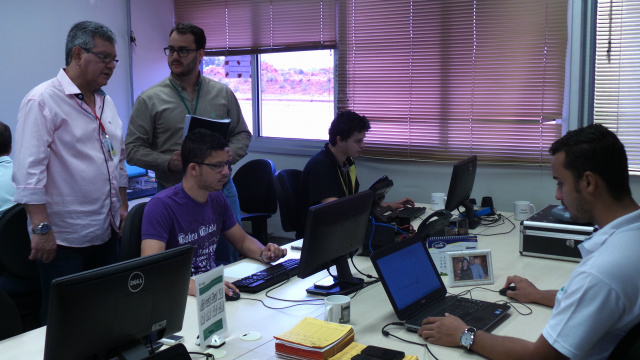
left=461, top=199, right=481, bottom=229
left=306, top=255, right=364, bottom=296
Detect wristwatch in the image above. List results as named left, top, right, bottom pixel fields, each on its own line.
left=32, top=222, right=51, bottom=235
left=460, top=327, right=477, bottom=350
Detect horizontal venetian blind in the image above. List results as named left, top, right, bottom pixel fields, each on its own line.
left=594, top=0, right=640, bottom=174
left=174, top=0, right=337, bottom=55
left=338, top=0, right=567, bottom=164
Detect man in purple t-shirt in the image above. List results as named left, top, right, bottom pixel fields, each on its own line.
left=141, top=128, right=287, bottom=297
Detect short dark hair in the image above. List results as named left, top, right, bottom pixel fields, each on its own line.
left=549, top=123, right=630, bottom=201
left=170, top=22, right=206, bottom=50
left=181, top=128, right=229, bottom=170
left=65, top=21, right=116, bottom=66
left=0, top=121, right=11, bottom=155
left=328, top=111, right=371, bottom=146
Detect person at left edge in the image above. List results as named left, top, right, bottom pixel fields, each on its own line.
left=12, top=21, right=128, bottom=323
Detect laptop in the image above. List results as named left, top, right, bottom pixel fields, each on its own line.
left=370, top=236, right=510, bottom=332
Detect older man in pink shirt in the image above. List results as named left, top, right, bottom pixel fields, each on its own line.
left=12, top=21, right=128, bottom=323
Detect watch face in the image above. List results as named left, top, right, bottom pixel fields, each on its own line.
left=34, top=222, right=51, bottom=234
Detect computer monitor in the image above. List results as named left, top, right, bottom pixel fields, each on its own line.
left=444, top=155, right=480, bottom=229
left=44, top=246, right=194, bottom=360
left=297, top=190, right=374, bottom=296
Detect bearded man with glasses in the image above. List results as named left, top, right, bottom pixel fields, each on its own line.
left=126, top=22, right=251, bottom=266
left=140, top=128, right=286, bottom=297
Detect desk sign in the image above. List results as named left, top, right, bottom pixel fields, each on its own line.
left=194, top=266, right=227, bottom=350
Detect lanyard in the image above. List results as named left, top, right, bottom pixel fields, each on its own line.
left=170, top=80, right=202, bottom=115
left=337, top=162, right=357, bottom=196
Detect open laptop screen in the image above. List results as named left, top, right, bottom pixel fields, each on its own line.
left=374, top=240, right=441, bottom=310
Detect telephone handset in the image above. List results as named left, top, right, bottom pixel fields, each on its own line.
left=415, top=210, right=453, bottom=239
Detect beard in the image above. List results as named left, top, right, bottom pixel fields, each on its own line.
left=169, top=56, right=199, bottom=78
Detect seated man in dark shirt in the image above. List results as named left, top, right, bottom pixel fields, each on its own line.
left=301, top=110, right=414, bottom=221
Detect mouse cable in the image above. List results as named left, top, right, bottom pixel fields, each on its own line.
left=475, top=213, right=516, bottom=236
left=448, top=287, right=533, bottom=316
left=381, top=322, right=440, bottom=360
left=237, top=275, right=324, bottom=309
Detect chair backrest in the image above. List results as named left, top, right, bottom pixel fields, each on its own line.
left=608, top=320, right=640, bottom=359
left=233, top=159, right=277, bottom=215
left=0, top=288, right=23, bottom=341
left=273, top=169, right=305, bottom=238
left=0, top=204, right=38, bottom=280
left=119, top=202, right=147, bottom=261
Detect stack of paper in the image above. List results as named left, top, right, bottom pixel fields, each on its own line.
left=274, top=317, right=355, bottom=360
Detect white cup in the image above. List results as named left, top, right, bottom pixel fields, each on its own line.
left=324, top=295, right=350, bottom=324
left=431, top=193, right=447, bottom=210
left=514, top=201, right=536, bottom=221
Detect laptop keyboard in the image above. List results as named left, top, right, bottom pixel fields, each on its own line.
left=430, top=297, right=489, bottom=318
left=232, top=258, right=300, bottom=293
left=395, top=206, right=427, bottom=220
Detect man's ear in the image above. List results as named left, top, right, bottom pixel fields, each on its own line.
left=582, top=171, right=597, bottom=193
left=72, top=46, right=84, bottom=64
left=186, top=162, right=199, bottom=176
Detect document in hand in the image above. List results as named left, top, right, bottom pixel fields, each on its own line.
left=182, top=115, right=231, bottom=140
left=274, top=317, right=355, bottom=360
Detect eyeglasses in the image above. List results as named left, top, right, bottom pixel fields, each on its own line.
left=196, top=161, right=232, bottom=173
left=81, top=48, right=119, bottom=65
left=164, top=47, right=199, bottom=57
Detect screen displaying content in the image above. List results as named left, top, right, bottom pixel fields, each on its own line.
left=44, top=246, right=194, bottom=360
left=444, top=155, right=479, bottom=229
left=297, top=190, right=374, bottom=296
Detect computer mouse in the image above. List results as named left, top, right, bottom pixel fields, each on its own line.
left=499, top=285, right=517, bottom=296
left=225, top=289, right=241, bottom=301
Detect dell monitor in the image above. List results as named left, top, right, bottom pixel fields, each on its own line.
left=44, top=246, right=194, bottom=360
left=444, top=155, right=480, bottom=229
left=297, top=190, right=374, bottom=296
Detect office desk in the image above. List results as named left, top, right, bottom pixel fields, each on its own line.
left=0, top=210, right=578, bottom=360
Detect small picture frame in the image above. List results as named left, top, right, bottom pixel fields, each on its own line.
left=447, top=250, right=494, bottom=287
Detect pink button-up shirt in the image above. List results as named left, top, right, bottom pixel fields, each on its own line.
left=13, top=69, right=128, bottom=247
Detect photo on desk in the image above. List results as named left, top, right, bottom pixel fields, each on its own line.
left=447, top=249, right=494, bottom=287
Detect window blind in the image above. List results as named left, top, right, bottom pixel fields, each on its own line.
left=594, top=0, right=640, bottom=174
left=174, top=0, right=337, bottom=55
left=337, top=0, right=567, bottom=164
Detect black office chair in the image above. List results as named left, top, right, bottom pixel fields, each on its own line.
left=0, top=203, right=41, bottom=331
left=0, top=288, right=23, bottom=341
left=608, top=320, right=640, bottom=359
left=119, top=202, right=147, bottom=261
left=273, top=169, right=305, bottom=239
left=232, top=159, right=278, bottom=244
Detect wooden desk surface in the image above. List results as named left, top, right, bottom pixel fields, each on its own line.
left=0, top=209, right=578, bottom=360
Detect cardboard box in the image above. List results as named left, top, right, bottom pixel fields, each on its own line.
left=520, top=205, right=595, bottom=262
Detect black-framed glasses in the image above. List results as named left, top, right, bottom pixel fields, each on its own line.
left=164, top=47, right=199, bottom=57
left=196, top=161, right=232, bottom=173
left=81, top=47, right=119, bottom=65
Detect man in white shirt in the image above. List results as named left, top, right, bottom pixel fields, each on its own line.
left=418, top=124, right=640, bottom=360
left=13, top=21, right=128, bottom=323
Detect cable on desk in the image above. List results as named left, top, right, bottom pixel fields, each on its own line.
left=381, top=322, right=440, bottom=360
left=448, top=287, right=533, bottom=316
left=473, top=213, right=516, bottom=236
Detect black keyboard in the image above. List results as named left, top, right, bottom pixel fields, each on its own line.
left=232, top=258, right=300, bottom=293
left=395, top=206, right=427, bottom=220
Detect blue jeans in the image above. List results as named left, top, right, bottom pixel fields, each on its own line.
left=37, top=231, right=119, bottom=324
left=215, top=179, right=241, bottom=266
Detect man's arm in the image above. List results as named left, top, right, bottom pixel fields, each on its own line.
left=504, top=275, right=557, bottom=307
left=223, top=224, right=287, bottom=262
left=225, top=89, right=252, bottom=164
left=418, top=313, right=567, bottom=360
left=125, top=97, right=173, bottom=173
left=23, top=204, right=57, bottom=263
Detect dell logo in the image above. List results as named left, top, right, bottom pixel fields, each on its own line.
left=128, top=272, right=144, bottom=292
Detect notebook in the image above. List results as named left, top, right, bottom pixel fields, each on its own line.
left=370, top=236, right=510, bottom=332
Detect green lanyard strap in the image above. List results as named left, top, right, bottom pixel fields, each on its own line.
left=170, top=81, right=202, bottom=115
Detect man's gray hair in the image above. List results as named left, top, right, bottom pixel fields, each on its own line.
left=65, top=21, right=117, bottom=66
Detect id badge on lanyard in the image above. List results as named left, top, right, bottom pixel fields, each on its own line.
left=102, top=133, right=116, bottom=160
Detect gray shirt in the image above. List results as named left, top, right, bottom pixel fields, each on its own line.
left=126, top=74, right=251, bottom=188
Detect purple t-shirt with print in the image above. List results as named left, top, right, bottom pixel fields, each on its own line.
left=141, top=183, right=237, bottom=276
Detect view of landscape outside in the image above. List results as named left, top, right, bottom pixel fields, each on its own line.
left=202, top=50, right=334, bottom=140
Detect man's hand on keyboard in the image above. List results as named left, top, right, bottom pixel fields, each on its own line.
left=383, top=197, right=416, bottom=210
left=260, top=243, right=288, bottom=263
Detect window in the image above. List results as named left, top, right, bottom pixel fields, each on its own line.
left=594, top=0, right=640, bottom=174
left=177, top=0, right=568, bottom=165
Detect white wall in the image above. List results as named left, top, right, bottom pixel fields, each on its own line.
left=0, top=0, right=131, bottom=133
